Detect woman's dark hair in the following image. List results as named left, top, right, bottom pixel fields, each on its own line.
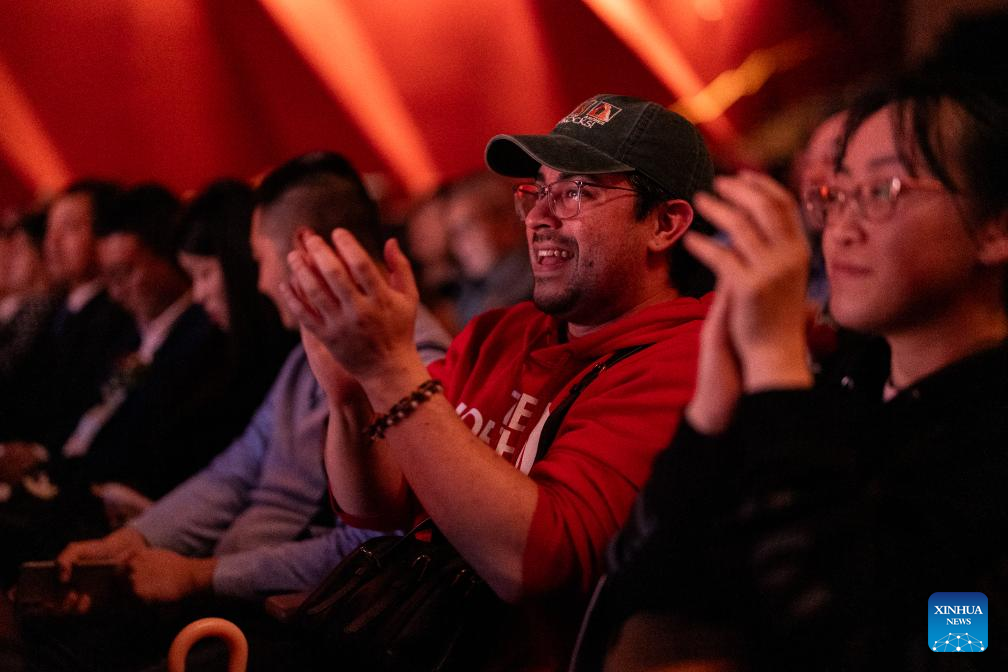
left=180, top=178, right=293, bottom=360
left=837, top=58, right=1008, bottom=306
left=626, top=171, right=715, bottom=298
left=837, top=57, right=1008, bottom=227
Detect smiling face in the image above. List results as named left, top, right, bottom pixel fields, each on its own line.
left=822, top=104, right=985, bottom=336
left=522, top=166, right=656, bottom=327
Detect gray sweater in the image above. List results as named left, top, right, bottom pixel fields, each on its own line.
left=130, top=307, right=451, bottom=600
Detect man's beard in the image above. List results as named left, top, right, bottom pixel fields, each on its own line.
left=530, top=231, right=582, bottom=318
left=533, top=282, right=580, bottom=320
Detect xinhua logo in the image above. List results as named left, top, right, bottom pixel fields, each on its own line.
left=929, top=592, right=988, bottom=652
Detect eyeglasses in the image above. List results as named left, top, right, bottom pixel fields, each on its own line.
left=513, top=179, right=637, bottom=220
left=801, top=175, right=946, bottom=230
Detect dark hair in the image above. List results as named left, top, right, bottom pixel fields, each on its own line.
left=837, top=63, right=1008, bottom=308
left=61, top=179, right=122, bottom=233
left=923, top=10, right=1008, bottom=85
left=254, top=151, right=382, bottom=258
left=180, top=178, right=261, bottom=332
left=842, top=80, right=999, bottom=219
left=838, top=59, right=1008, bottom=226
left=626, top=171, right=715, bottom=298
left=181, top=179, right=254, bottom=257
left=180, top=178, right=293, bottom=361
left=95, top=182, right=183, bottom=262
left=14, top=207, right=48, bottom=248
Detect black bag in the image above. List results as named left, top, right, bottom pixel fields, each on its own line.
left=296, top=344, right=652, bottom=672
left=295, top=518, right=503, bottom=672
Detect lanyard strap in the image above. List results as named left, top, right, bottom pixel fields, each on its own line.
left=535, top=343, right=653, bottom=460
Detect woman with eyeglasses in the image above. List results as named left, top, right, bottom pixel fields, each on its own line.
left=573, top=67, right=1008, bottom=670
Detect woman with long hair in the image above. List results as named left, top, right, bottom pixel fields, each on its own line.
left=178, top=179, right=296, bottom=437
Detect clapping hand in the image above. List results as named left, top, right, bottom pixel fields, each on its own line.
left=683, top=170, right=814, bottom=434
left=280, top=229, right=421, bottom=391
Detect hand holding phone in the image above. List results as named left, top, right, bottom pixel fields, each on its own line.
left=15, top=561, right=65, bottom=613
left=16, top=559, right=127, bottom=616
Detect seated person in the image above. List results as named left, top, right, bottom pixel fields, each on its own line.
left=175, top=178, right=297, bottom=486
left=86, top=178, right=300, bottom=525
left=0, top=180, right=136, bottom=451
left=400, top=184, right=462, bottom=334
left=22, top=153, right=451, bottom=672
left=2, top=184, right=238, bottom=579
left=0, top=207, right=55, bottom=381
left=284, top=95, right=716, bottom=670
left=59, top=183, right=235, bottom=501
left=0, top=182, right=138, bottom=584
left=581, top=61, right=1008, bottom=670
left=443, top=170, right=533, bottom=329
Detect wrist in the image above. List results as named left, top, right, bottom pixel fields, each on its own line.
left=115, top=526, right=149, bottom=552
left=189, top=557, right=218, bottom=594
left=365, top=379, right=444, bottom=441
left=685, top=399, right=735, bottom=436
left=357, top=354, right=432, bottom=410
left=741, top=343, right=813, bottom=392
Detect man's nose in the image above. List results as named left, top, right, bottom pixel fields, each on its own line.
left=524, top=194, right=560, bottom=230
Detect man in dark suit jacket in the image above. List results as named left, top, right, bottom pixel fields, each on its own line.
left=1, top=184, right=237, bottom=581
left=58, top=183, right=237, bottom=501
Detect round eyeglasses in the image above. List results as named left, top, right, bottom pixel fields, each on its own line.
left=801, top=175, right=946, bottom=231
left=513, top=179, right=637, bottom=220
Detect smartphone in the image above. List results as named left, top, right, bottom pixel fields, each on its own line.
left=70, top=559, right=125, bottom=607
left=15, top=559, right=126, bottom=614
left=15, top=560, right=66, bottom=612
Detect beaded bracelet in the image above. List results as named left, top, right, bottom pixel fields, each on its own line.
left=365, top=379, right=444, bottom=441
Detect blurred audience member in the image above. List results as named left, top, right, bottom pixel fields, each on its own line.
left=177, top=178, right=296, bottom=444
left=0, top=180, right=137, bottom=449
left=1, top=183, right=239, bottom=584
left=402, top=185, right=461, bottom=333
left=445, top=171, right=532, bottom=328
left=63, top=183, right=235, bottom=501
left=793, top=110, right=846, bottom=308
left=0, top=208, right=56, bottom=381
left=22, top=152, right=451, bottom=672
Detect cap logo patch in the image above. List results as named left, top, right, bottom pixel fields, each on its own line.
left=560, top=99, right=623, bottom=128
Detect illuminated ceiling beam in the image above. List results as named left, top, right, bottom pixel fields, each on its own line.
left=671, top=33, right=819, bottom=124
left=582, top=0, right=738, bottom=145
left=0, top=55, right=72, bottom=197
left=259, top=0, right=439, bottom=194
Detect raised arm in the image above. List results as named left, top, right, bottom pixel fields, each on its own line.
left=682, top=170, right=814, bottom=436
left=283, top=231, right=538, bottom=601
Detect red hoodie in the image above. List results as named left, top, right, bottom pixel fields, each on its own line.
left=427, top=296, right=710, bottom=669
left=430, top=296, right=710, bottom=593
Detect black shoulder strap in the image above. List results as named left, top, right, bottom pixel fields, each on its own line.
left=536, top=343, right=653, bottom=460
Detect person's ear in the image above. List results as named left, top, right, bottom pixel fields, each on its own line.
left=977, top=212, right=1008, bottom=266
left=648, top=199, right=693, bottom=253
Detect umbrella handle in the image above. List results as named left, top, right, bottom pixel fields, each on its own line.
left=167, top=617, right=248, bottom=672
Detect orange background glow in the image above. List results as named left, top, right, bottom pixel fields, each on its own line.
left=0, top=0, right=901, bottom=208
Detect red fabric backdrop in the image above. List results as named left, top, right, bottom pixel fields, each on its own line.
left=0, top=0, right=901, bottom=211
